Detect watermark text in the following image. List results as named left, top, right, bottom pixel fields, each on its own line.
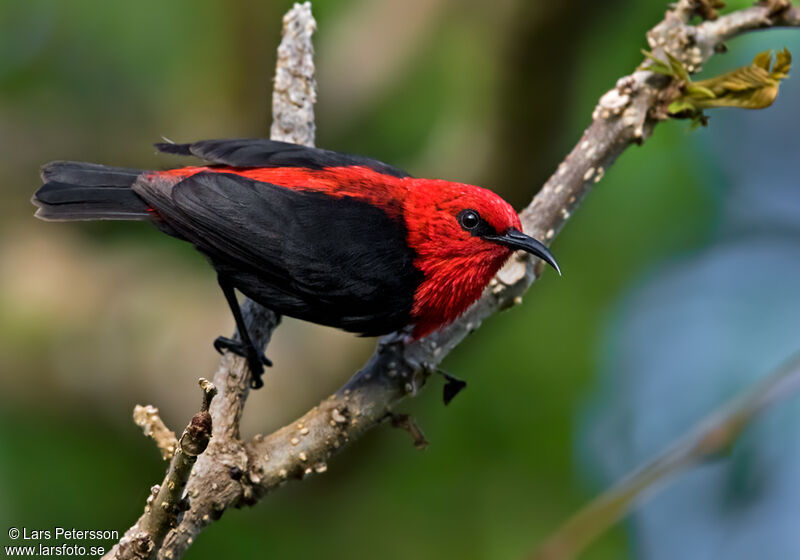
left=4, top=527, right=118, bottom=557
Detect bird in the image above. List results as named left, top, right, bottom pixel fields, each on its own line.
left=32, top=138, right=560, bottom=389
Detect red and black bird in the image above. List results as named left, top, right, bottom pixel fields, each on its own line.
left=32, top=139, right=559, bottom=388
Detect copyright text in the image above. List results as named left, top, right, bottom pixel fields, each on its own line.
left=5, top=527, right=118, bottom=557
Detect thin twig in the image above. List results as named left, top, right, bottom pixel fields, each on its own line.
left=389, top=413, right=430, bottom=450
left=112, top=379, right=217, bottom=560
left=139, top=380, right=216, bottom=545
left=531, top=353, right=800, bottom=560
left=133, top=405, right=178, bottom=461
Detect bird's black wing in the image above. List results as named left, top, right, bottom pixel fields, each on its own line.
left=137, top=171, right=421, bottom=335
left=155, top=138, right=411, bottom=179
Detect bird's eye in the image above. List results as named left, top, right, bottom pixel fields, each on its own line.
left=458, top=209, right=481, bottom=231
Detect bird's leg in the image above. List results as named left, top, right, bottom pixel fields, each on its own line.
left=213, top=275, right=271, bottom=389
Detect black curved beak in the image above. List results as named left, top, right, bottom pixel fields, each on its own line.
left=484, top=228, right=561, bottom=275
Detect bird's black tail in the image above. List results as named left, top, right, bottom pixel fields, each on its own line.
left=32, top=161, right=151, bottom=221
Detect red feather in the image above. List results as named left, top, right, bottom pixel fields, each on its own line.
left=157, top=164, right=521, bottom=337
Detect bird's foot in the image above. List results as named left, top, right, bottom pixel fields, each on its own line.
left=213, top=336, right=272, bottom=389
left=380, top=325, right=415, bottom=348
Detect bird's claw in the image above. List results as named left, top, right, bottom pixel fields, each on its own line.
left=213, top=336, right=272, bottom=388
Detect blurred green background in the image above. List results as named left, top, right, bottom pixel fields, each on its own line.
left=1, top=0, right=799, bottom=558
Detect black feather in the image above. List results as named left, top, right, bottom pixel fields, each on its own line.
left=134, top=172, right=423, bottom=335
left=153, top=142, right=193, bottom=156
left=155, top=138, right=411, bottom=179
left=33, top=162, right=149, bottom=221
left=41, top=161, right=141, bottom=186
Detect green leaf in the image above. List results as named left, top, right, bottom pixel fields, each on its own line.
left=688, top=47, right=792, bottom=109
left=641, top=49, right=690, bottom=82
left=643, top=48, right=792, bottom=126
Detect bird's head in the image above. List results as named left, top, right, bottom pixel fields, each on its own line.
left=403, top=179, right=560, bottom=337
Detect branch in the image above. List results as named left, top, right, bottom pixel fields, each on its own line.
left=105, top=1, right=800, bottom=558
left=531, top=353, right=800, bottom=560
left=111, top=379, right=217, bottom=560
left=699, top=2, right=800, bottom=43
left=244, top=0, right=800, bottom=503
left=133, top=405, right=177, bottom=461
left=106, top=3, right=316, bottom=559
left=139, top=380, right=216, bottom=547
